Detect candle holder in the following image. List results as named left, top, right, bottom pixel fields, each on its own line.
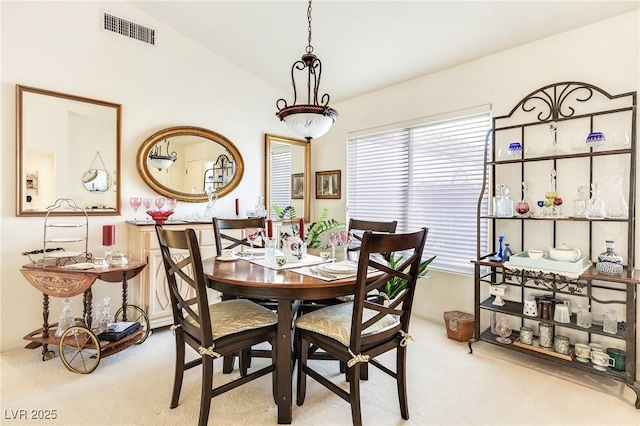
left=102, top=245, right=114, bottom=259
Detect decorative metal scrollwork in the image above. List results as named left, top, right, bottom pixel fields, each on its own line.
left=503, top=268, right=587, bottom=293
left=501, top=81, right=619, bottom=123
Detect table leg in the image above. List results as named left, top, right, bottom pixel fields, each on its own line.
left=121, top=273, right=128, bottom=321
left=41, top=294, right=50, bottom=358
left=276, top=299, right=292, bottom=424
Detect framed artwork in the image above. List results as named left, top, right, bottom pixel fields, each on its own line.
left=316, top=170, right=341, bottom=199
left=291, top=173, right=304, bottom=199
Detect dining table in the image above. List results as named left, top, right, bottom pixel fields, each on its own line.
left=203, top=253, right=359, bottom=424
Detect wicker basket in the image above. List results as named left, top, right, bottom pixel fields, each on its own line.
left=443, top=311, right=474, bottom=342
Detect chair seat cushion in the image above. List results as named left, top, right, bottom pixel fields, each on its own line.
left=294, top=302, right=398, bottom=346
left=186, top=299, right=277, bottom=339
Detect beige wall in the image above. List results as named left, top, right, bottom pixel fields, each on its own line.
left=1, top=1, right=638, bottom=359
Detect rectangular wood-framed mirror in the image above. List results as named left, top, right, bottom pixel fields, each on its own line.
left=16, top=85, right=121, bottom=216
left=264, top=134, right=310, bottom=222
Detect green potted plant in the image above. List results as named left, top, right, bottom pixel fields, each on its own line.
left=382, top=253, right=436, bottom=300
left=272, top=205, right=344, bottom=249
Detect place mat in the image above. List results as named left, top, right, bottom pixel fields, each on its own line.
left=249, top=254, right=329, bottom=270
left=292, top=263, right=381, bottom=281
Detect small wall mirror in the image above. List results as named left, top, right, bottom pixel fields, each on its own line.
left=16, top=85, right=121, bottom=216
left=136, top=126, right=244, bottom=202
left=264, top=134, right=310, bottom=222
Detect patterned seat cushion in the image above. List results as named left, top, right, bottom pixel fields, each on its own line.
left=186, top=299, right=277, bottom=339
left=294, top=302, right=399, bottom=346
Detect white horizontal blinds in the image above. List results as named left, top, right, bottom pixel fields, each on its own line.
left=269, top=148, right=291, bottom=217
left=347, top=129, right=409, bottom=224
left=407, top=113, right=490, bottom=274
left=347, top=111, right=490, bottom=275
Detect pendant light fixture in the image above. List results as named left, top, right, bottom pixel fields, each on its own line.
left=276, top=0, right=338, bottom=141
left=148, top=139, right=177, bottom=171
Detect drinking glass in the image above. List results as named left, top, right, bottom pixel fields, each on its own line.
left=328, top=231, right=339, bottom=261
left=245, top=227, right=260, bottom=258
left=143, top=197, right=153, bottom=210
left=129, top=197, right=142, bottom=221
left=155, top=196, right=166, bottom=210
left=339, top=230, right=353, bottom=260
left=167, top=198, right=178, bottom=211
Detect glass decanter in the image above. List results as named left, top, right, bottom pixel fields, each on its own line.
left=55, top=298, right=75, bottom=337
left=585, top=182, right=606, bottom=219
left=493, top=184, right=513, bottom=217
left=573, top=185, right=588, bottom=218
left=544, top=169, right=560, bottom=216
left=203, top=186, right=218, bottom=219
left=98, top=297, right=115, bottom=333
left=254, top=196, right=267, bottom=218
left=607, top=175, right=628, bottom=218
left=515, top=181, right=530, bottom=217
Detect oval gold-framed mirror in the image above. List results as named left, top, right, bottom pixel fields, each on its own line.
left=136, top=126, right=244, bottom=202
left=264, top=134, right=310, bottom=222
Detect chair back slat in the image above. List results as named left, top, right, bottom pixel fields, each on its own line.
left=155, top=224, right=213, bottom=347
left=212, top=217, right=266, bottom=256
left=348, top=218, right=398, bottom=260
left=350, top=228, right=428, bottom=350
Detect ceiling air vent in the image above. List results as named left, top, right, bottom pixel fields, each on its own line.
left=103, top=12, right=155, bottom=45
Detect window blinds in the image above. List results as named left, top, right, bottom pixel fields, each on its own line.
left=347, top=111, right=490, bottom=275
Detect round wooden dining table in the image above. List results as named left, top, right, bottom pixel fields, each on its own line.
left=203, top=256, right=358, bottom=424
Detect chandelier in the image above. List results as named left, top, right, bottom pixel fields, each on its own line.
left=148, top=139, right=177, bottom=171
left=276, top=0, right=338, bottom=141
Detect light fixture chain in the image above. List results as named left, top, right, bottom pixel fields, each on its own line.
left=306, top=0, right=313, bottom=54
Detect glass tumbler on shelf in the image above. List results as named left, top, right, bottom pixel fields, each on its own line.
left=585, top=183, right=606, bottom=219
left=603, top=310, right=618, bottom=335
left=576, top=305, right=592, bottom=328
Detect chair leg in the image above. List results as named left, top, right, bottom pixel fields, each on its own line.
left=296, top=333, right=308, bottom=406
left=349, top=364, right=363, bottom=426
left=271, top=337, right=278, bottom=405
left=170, top=332, right=186, bottom=409
left=222, top=354, right=235, bottom=374
left=198, top=355, right=214, bottom=426
left=239, top=349, right=249, bottom=377
left=397, top=345, right=409, bottom=420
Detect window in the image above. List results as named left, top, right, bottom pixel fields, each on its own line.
left=268, top=147, right=291, bottom=218
left=347, top=110, right=490, bottom=275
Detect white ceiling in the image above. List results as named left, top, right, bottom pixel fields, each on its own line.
left=129, top=1, right=639, bottom=103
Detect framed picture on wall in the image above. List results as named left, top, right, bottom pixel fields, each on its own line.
left=316, top=170, right=341, bottom=199
left=291, top=173, right=304, bottom=199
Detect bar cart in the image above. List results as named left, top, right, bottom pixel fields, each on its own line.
left=20, top=199, right=149, bottom=374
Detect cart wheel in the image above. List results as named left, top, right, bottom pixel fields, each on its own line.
left=42, top=350, right=55, bottom=361
left=114, top=305, right=150, bottom=344
left=59, top=326, right=101, bottom=374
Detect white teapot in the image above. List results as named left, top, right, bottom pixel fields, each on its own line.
left=548, top=244, right=581, bottom=262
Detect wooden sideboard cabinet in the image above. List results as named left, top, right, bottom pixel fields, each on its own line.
left=127, top=222, right=219, bottom=328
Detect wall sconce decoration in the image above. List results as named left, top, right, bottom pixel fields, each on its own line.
left=148, top=139, right=177, bottom=171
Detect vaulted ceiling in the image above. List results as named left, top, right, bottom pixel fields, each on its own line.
left=130, top=1, right=640, bottom=103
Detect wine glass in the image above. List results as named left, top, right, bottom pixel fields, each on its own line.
left=143, top=197, right=153, bottom=210
left=328, top=231, right=339, bottom=261
left=245, top=227, right=259, bottom=258
left=339, top=230, right=353, bottom=261
left=167, top=198, right=178, bottom=211
left=495, top=316, right=512, bottom=344
left=155, top=196, right=166, bottom=210
left=129, top=197, right=142, bottom=221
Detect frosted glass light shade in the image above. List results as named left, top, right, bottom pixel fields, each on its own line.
left=148, top=157, right=175, bottom=170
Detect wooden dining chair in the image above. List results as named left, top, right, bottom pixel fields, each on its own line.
left=294, top=227, right=428, bottom=426
left=348, top=218, right=398, bottom=260
left=212, top=217, right=275, bottom=372
left=155, top=225, right=278, bottom=426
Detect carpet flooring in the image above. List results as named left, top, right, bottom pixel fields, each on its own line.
left=1, top=317, right=638, bottom=425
